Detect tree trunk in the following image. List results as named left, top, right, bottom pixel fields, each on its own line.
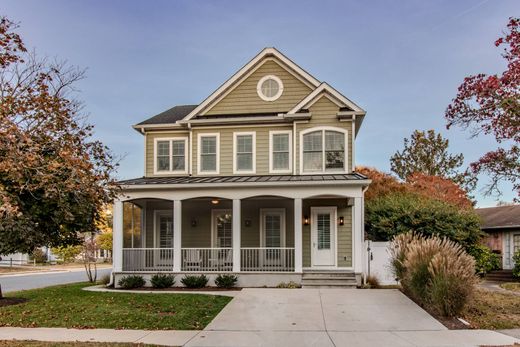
left=0, top=283, right=3, bottom=299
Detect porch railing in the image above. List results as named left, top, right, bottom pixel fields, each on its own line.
left=181, top=248, right=233, bottom=272
left=241, top=247, right=295, bottom=272
left=122, top=248, right=173, bottom=272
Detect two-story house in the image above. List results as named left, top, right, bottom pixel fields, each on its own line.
left=112, top=48, right=371, bottom=287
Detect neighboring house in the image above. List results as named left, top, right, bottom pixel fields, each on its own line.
left=113, top=48, right=371, bottom=287
left=477, top=205, right=520, bottom=270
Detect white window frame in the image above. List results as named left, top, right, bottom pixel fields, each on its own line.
left=233, top=131, right=256, bottom=174
left=153, top=137, right=188, bottom=175
left=153, top=210, right=174, bottom=248
left=211, top=209, right=233, bottom=248
left=269, top=130, right=292, bottom=174
left=259, top=208, right=286, bottom=248
left=299, top=126, right=348, bottom=175
left=257, top=75, right=284, bottom=102
left=197, top=133, right=220, bottom=175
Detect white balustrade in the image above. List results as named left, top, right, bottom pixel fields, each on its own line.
left=241, top=248, right=295, bottom=272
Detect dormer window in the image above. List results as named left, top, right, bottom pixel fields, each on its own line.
left=154, top=137, right=188, bottom=174
left=300, top=127, right=347, bottom=174
left=257, top=75, right=283, bottom=101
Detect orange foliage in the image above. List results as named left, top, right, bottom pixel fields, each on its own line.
left=356, top=167, right=473, bottom=209
left=407, top=173, right=474, bottom=210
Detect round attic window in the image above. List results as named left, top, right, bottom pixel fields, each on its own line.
left=257, top=75, right=283, bottom=101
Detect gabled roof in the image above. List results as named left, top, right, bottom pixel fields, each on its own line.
left=136, top=105, right=198, bottom=125
left=182, top=47, right=321, bottom=120
left=475, top=205, right=520, bottom=230
left=287, top=82, right=364, bottom=114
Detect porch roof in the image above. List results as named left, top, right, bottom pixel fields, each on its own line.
left=118, top=173, right=368, bottom=187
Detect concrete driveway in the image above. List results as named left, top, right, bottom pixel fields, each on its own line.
left=186, top=288, right=518, bottom=347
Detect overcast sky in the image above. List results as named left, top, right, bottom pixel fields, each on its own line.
left=2, top=0, right=518, bottom=206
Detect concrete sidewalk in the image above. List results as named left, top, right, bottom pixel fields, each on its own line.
left=0, top=327, right=198, bottom=346
left=0, top=327, right=518, bottom=347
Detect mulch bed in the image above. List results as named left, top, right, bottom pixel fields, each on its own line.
left=399, top=289, right=470, bottom=330
left=0, top=298, right=28, bottom=307
left=119, top=287, right=242, bottom=292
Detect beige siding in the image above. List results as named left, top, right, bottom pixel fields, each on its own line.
left=204, top=59, right=313, bottom=115
left=296, top=96, right=353, bottom=173
left=302, top=199, right=352, bottom=268
left=145, top=131, right=189, bottom=177
left=192, top=125, right=291, bottom=176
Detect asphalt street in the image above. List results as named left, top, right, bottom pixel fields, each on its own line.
left=0, top=268, right=112, bottom=293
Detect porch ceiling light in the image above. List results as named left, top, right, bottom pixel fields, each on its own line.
left=211, top=199, right=219, bottom=205
left=304, top=216, right=310, bottom=226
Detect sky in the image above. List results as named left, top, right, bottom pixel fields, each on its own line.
left=2, top=0, right=518, bottom=207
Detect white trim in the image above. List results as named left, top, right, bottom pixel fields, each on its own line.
left=211, top=209, right=232, bottom=248
left=197, top=133, right=220, bottom=175
left=257, top=75, right=284, bottom=102
left=143, top=134, right=147, bottom=176
left=269, top=130, right=292, bottom=174
left=153, top=137, right=189, bottom=175
left=259, top=208, right=286, bottom=247
left=288, top=82, right=365, bottom=114
left=310, top=206, right=338, bottom=268
left=299, top=126, right=349, bottom=175
left=233, top=131, right=256, bottom=174
left=351, top=119, right=355, bottom=171
left=153, top=210, right=173, bottom=248
left=183, top=48, right=321, bottom=121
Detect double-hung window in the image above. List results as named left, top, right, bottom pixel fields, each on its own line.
left=301, top=128, right=347, bottom=173
left=198, top=133, right=219, bottom=174
left=154, top=138, right=187, bottom=174
left=269, top=130, right=292, bottom=173
left=233, top=132, right=255, bottom=174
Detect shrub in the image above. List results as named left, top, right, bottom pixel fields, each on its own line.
left=366, top=192, right=482, bottom=249
left=51, top=245, right=82, bottom=263
left=365, top=275, right=381, bottom=289
left=276, top=281, right=301, bottom=288
left=513, top=250, right=520, bottom=279
left=181, top=275, right=208, bottom=288
left=99, top=274, right=111, bottom=285
left=214, top=274, right=238, bottom=288
left=151, top=274, right=175, bottom=288
left=30, top=248, right=48, bottom=264
left=467, top=244, right=501, bottom=275
left=389, top=232, right=477, bottom=317
left=118, top=275, right=145, bottom=289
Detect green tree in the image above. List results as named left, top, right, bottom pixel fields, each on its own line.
left=365, top=192, right=482, bottom=249
left=51, top=245, right=82, bottom=263
left=0, top=17, right=117, bottom=297
left=390, top=130, right=474, bottom=190
left=96, top=232, right=113, bottom=253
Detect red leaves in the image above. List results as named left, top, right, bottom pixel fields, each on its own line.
left=445, top=17, right=520, bottom=200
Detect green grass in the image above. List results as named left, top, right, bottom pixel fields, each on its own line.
left=0, top=283, right=231, bottom=330
left=0, top=342, right=158, bottom=347
left=500, top=282, right=520, bottom=293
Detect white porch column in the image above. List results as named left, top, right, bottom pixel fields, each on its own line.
left=173, top=200, right=182, bottom=272
left=294, top=198, right=303, bottom=273
left=112, top=199, right=123, bottom=272
left=232, top=199, right=241, bottom=272
left=353, top=197, right=364, bottom=274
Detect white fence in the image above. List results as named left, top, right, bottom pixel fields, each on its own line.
left=365, top=241, right=398, bottom=285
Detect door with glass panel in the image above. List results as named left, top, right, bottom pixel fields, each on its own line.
left=154, top=211, right=173, bottom=266
left=311, top=207, right=336, bottom=267
left=211, top=210, right=233, bottom=269
left=260, top=209, right=286, bottom=267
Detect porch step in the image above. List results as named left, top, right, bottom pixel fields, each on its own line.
left=485, top=270, right=515, bottom=282
left=301, top=271, right=358, bottom=288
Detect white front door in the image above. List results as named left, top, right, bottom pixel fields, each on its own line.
left=212, top=209, right=233, bottom=248
left=311, top=207, right=336, bottom=267
left=154, top=211, right=173, bottom=264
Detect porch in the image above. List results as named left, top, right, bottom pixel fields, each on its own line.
left=112, top=175, right=368, bottom=285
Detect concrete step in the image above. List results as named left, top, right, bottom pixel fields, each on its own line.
left=302, top=285, right=357, bottom=289
left=301, top=270, right=358, bottom=288
left=302, top=276, right=357, bottom=282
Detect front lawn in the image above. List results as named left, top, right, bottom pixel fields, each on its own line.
left=463, top=288, right=520, bottom=329
left=500, top=282, right=520, bottom=293
left=0, top=342, right=157, bottom=347
left=0, top=283, right=231, bottom=330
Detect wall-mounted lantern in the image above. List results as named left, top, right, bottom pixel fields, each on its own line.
left=245, top=219, right=252, bottom=227
left=303, top=216, right=310, bottom=226
left=338, top=216, right=344, bottom=226
left=191, top=219, right=197, bottom=227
